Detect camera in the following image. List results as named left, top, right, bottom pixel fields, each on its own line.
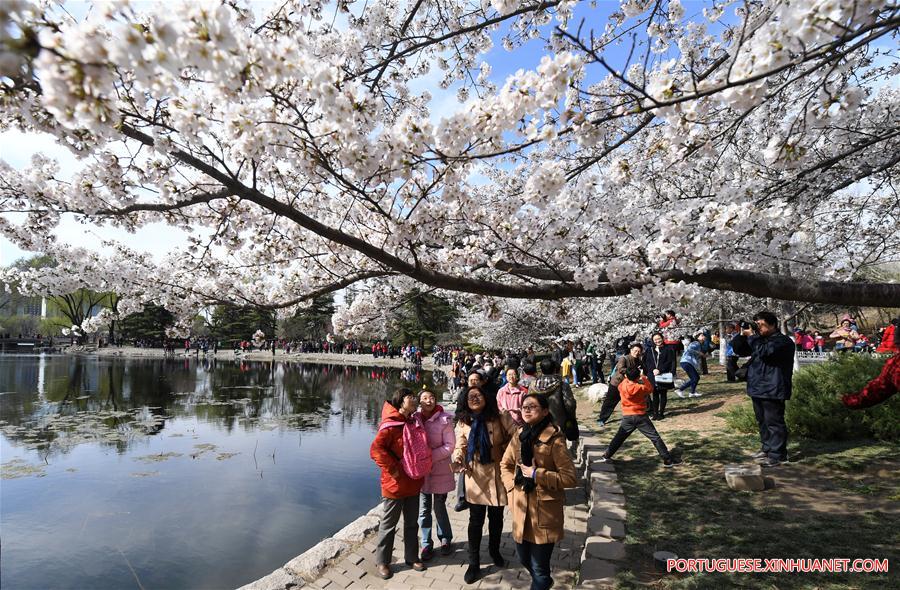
left=739, top=320, right=758, bottom=332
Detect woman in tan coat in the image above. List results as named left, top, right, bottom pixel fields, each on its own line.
left=452, top=386, right=517, bottom=584
left=500, top=393, right=577, bottom=590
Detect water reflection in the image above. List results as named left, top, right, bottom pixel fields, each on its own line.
left=1, top=355, right=441, bottom=458
left=0, top=354, right=443, bottom=590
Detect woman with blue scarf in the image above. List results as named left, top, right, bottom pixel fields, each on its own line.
left=452, top=386, right=518, bottom=584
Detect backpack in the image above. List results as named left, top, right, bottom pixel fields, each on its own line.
left=379, top=415, right=432, bottom=480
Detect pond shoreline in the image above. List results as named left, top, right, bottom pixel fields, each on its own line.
left=3, top=352, right=449, bottom=589
left=66, top=345, right=443, bottom=371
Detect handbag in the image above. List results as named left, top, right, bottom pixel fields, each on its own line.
left=655, top=372, right=674, bottom=384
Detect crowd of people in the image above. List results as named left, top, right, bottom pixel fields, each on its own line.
left=368, top=307, right=899, bottom=585
left=371, top=366, right=579, bottom=588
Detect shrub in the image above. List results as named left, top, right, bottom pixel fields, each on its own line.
left=726, top=354, right=899, bottom=442
left=724, top=402, right=758, bottom=434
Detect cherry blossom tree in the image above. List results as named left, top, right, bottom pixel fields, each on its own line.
left=1, top=0, right=898, bottom=336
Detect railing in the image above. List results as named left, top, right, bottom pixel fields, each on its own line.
left=796, top=351, right=893, bottom=363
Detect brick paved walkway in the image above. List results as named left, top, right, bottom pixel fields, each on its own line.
left=304, top=470, right=589, bottom=589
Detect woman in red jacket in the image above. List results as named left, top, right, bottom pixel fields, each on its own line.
left=370, top=388, right=427, bottom=579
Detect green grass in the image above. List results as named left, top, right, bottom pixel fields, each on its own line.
left=609, top=429, right=900, bottom=589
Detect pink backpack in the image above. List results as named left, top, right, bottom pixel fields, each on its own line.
left=379, top=415, right=432, bottom=480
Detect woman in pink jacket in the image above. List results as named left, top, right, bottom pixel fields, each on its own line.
left=415, top=389, right=456, bottom=560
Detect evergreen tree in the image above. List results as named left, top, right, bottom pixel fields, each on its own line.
left=210, top=305, right=276, bottom=343
left=119, top=305, right=175, bottom=343
left=278, top=295, right=335, bottom=341
left=388, top=289, right=458, bottom=348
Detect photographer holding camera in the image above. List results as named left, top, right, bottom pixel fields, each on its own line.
left=731, top=311, right=795, bottom=467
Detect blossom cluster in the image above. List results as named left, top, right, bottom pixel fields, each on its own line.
left=0, top=0, right=896, bottom=335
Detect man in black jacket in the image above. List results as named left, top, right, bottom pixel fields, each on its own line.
left=731, top=310, right=795, bottom=467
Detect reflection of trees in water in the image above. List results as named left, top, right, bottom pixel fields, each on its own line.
left=0, top=357, right=173, bottom=458
left=0, top=357, right=447, bottom=454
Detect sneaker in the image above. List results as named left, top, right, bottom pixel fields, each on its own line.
left=421, top=546, right=434, bottom=562
left=597, top=455, right=613, bottom=463
left=440, top=540, right=453, bottom=556
left=759, top=457, right=781, bottom=468
left=750, top=450, right=767, bottom=459
left=597, top=419, right=605, bottom=428
left=663, top=457, right=682, bottom=468
left=690, top=391, right=702, bottom=397
left=675, top=390, right=687, bottom=399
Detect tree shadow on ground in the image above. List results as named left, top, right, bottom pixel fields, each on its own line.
left=612, top=430, right=900, bottom=589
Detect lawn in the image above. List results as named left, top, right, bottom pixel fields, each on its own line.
left=574, top=365, right=900, bottom=589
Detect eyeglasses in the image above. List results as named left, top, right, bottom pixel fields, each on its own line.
left=467, top=393, right=484, bottom=401
left=521, top=404, right=541, bottom=411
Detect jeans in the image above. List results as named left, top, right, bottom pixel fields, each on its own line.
left=375, top=495, right=420, bottom=565
left=597, top=383, right=620, bottom=424
left=516, top=540, right=555, bottom=590
left=419, top=492, right=452, bottom=549
left=679, top=362, right=700, bottom=394
left=606, top=414, right=671, bottom=460
left=751, top=397, right=788, bottom=461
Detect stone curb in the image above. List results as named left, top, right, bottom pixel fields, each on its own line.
left=575, top=426, right=625, bottom=589
left=236, top=509, right=382, bottom=589
left=238, top=426, right=597, bottom=590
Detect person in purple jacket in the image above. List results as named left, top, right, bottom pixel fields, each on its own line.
left=415, top=389, right=456, bottom=560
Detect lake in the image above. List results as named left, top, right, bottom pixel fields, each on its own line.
left=0, top=354, right=446, bottom=589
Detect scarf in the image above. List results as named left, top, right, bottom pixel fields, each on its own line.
left=466, top=412, right=493, bottom=465
left=515, top=415, right=552, bottom=493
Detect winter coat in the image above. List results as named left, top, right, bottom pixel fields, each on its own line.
left=526, top=375, right=579, bottom=439
left=416, top=406, right=455, bottom=495
left=680, top=341, right=703, bottom=369
left=500, top=423, right=577, bottom=544
left=644, top=345, right=676, bottom=390
left=659, top=318, right=679, bottom=345
left=619, top=376, right=653, bottom=416
left=830, top=326, right=859, bottom=349
left=370, top=402, right=425, bottom=499
left=496, top=383, right=528, bottom=426
left=452, top=412, right=518, bottom=506
left=876, top=324, right=899, bottom=353
left=610, top=355, right=642, bottom=387
left=731, top=333, right=795, bottom=400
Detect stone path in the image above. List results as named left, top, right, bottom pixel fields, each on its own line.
left=242, top=393, right=633, bottom=590
left=300, top=474, right=588, bottom=589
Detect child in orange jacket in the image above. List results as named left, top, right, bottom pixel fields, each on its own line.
left=599, top=367, right=681, bottom=467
